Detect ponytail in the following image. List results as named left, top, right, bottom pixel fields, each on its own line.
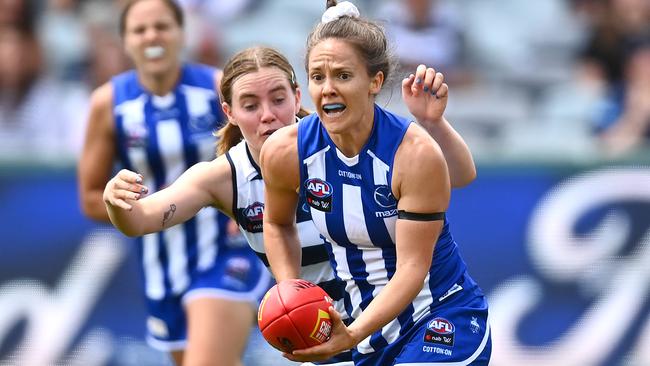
left=215, top=123, right=243, bottom=156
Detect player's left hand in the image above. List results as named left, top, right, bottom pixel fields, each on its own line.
left=282, top=306, right=356, bottom=362
left=402, top=64, right=448, bottom=128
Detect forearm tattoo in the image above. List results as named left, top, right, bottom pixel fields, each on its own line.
left=162, top=204, right=177, bottom=227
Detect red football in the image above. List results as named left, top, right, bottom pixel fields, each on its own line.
left=257, top=279, right=334, bottom=353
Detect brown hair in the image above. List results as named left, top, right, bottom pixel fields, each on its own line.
left=216, top=46, right=310, bottom=156
left=306, top=0, right=397, bottom=89
left=119, top=0, right=184, bottom=37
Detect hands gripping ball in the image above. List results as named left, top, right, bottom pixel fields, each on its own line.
left=258, top=279, right=333, bottom=353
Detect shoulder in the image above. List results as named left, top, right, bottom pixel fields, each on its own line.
left=89, top=82, right=113, bottom=108
left=262, top=124, right=298, bottom=158
left=182, top=63, right=221, bottom=91
left=183, top=62, right=217, bottom=75
left=393, top=124, right=448, bottom=193
left=260, top=125, right=299, bottom=184
left=400, top=123, right=443, bottom=161
left=223, top=140, right=247, bottom=169
left=111, top=69, right=136, bottom=84
left=226, top=139, right=246, bottom=154
left=87, top=82, right=114, bottom=127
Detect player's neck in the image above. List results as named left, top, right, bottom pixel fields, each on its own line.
left=329, top=108, right=374, bottom=158
left=139, top=67, right=181, bottom=96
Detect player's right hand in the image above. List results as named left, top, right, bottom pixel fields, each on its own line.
left=103, top=169, right=149, bottom=211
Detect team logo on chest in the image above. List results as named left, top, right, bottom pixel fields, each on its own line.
left=124, top=123, right=148, bottom=148
left=373, top=185, right=396, bottom=208
left=374, top=185, right=398, bottom=218
left=237, top=201, right=264, bottom=233
left=304, top=178, right=333, bottom=213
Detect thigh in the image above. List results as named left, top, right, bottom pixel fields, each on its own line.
left=184, top=296, right=255, bottom=366
left=394, top=295, right=491, bottom=365
left=181, top=247, right=272, bottom=365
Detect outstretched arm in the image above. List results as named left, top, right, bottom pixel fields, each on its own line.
left=103, top=158, right=232, bottom=237
left=402, top=64, right=476, bottom=187
left=260, top=125, right=303, bottom=280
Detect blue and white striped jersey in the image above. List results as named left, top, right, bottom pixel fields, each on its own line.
left=225, top=140, right=347, bottom=306
left=297, top=104, right=468, bottom=355
left=112, top=63, right=228, bottom=301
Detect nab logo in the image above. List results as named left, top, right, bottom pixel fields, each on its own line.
left=244, top=202, right=265, bottom=221
left=305, top=179, right=333, bottom=198
left=428, top=318, right=455, bottom=334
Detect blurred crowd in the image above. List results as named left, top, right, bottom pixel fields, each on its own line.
left=0, top=0, right=648, bottom=164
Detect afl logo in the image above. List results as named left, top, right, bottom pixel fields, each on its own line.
left=305, top=178, right=332, bottom=198
left=237, top=202, right=264, bottom=233
left=305, top=178, right=333, bottom=213
left=244, top=202, right=265, bottom=221
left=373, top=185, right=396, bottom=208
left=427, top=318, right=455, bottom=334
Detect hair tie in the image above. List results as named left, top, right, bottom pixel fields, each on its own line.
left=321, top=1, right=360, bottom=24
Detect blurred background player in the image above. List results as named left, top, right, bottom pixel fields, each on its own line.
left=77, top=1, right=268, bottom=365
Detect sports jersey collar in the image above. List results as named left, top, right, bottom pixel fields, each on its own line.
left=244, top=143, right=263, bottom=181
left=320, top=103, right=381, bottom=165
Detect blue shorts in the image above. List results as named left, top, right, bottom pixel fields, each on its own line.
left=353, top=274, right=491, bottom=365
left=144, top=245, right=272, bottom=351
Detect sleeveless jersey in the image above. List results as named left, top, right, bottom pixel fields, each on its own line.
left=112, top=63, right=227, bottom=301
left=225, top=140, right=348, bottom=303
left=297, top=104, right=467, bottom=355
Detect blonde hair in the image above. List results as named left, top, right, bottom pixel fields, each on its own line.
left=216, top=46, right=310, bottom=156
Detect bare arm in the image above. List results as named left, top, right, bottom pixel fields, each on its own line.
left=290, top=126, right=450, bottom=361
left=260, top=125, right=302, bottom=280
left=78, top=83, right=117, bottom=222
left=347, top=126, right=449, bottom=342
left=103, top=157, right=233, bottom=237
left=402, top=64, right=476, bottom=187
